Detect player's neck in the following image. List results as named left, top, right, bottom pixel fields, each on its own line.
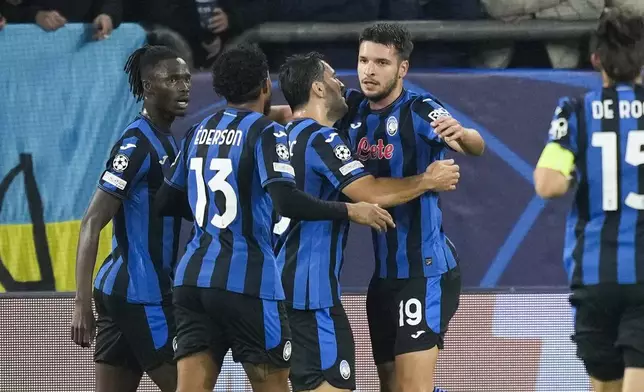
left=142, top=106, right=174, bottom=132
left=368, top=84, right=404, bottom=111
left=292, top=104, right=335, bottom=127
left=228, top=101, right=264, bottom=114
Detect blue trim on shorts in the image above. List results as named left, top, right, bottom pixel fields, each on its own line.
left=263, top=300, right=281, bottom=350
left=144, top=304, right=168, bottom=350
left=425, top=275, right=443, bottom=333
left=315, top=308, right=338, bottom=370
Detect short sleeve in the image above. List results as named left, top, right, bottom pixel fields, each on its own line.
left=546, top=97, right=579, bottom=155
left=310, top=127, right=369, bottom=191
left=410, top=94, right=453, bottom=148
left=255, top=122, right=296, bottom=188
left=165, top=126, right=196, bottom=191
left=98, top=132, right=150, bottom=199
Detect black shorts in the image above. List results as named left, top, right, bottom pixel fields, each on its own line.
left=93, top=291, right=176, bottom=372
left=570, top=284, right=644, bottom=374
left=287, top=304, right=355, bottom=392
left=366, top=266, right=461, bottom=365
left=173, top=286, right=291, bottom=369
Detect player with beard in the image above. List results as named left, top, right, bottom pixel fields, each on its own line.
left=345, top=23, right=484, bottom=392
left=154, top=44, right=394, bottom=392
left=270, top=24, right=485, bottom=392
left=71, top=45, right=191, bottom=392
left=276, top=52, right=461, bottom=392
left=534, top=9, right=644, bottom=392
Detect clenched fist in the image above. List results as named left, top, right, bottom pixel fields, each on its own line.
left=424, top=159, right=460, bottom=192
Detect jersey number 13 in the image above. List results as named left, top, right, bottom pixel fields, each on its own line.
left=190, top=157, right=238, bottom=228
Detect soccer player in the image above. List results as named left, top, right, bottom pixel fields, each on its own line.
left=277, top=52, right=461, bottom=392
left=154, top=44, right=394, bottom=392
left=534, top=9, right=644, bottom=392
left=70, top=45, right=191, bottom=392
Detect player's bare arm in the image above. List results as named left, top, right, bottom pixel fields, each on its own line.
left=71, top=189, right=121, bottom=348
left=267, top=181, right=395, bottom=232
left=341, top=159, right=460, bottom=208
left=431, top=116, right=485, bottom=156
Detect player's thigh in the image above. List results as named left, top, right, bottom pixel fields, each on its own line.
left=569, top=286, right=624, bottom=381
left=95, top=362, right=142, bottom=392
left=394, top=269, right=461, bottom=358
left=223, top=293, right=291, bottom=388
left=173, top=286, right=228, bottom=390
left=288, top=305, right=356, bottom=392
left=617, top=285, right=644, bottom=373
left=93, top=292, right=144, bottom=374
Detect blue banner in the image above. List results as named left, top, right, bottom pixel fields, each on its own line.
left=0, top=24, right=146, bottom=291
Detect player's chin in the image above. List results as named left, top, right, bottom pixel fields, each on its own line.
left=172, top=105, right=189, bottom=117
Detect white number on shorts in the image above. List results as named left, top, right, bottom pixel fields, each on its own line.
left=398, top=298, right=423, bottom=327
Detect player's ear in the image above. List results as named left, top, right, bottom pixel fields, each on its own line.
left=263, top=78, right=271, bottom=93
left=143, top=80, right=152, bottom=95
left=312, top=81, right=325, bottom=99
left=398, top=59, right=409, bottom=79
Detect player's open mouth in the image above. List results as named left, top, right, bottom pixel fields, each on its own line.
left=177, top=99, right=190, bottom=109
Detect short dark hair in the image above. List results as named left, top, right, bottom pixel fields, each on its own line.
left=278, top=52, right=326, bottom=110
left=124, top=45, right=179, bottom=102
left=212, top=43, right=269, bottom=104
left=359, top=23, right=414, bottom=61
left=593, top=8, right=644, bottom=83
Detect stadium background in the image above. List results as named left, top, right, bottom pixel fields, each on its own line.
left=0, top=8, right=628, bottom=390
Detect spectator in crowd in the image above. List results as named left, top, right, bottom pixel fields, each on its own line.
left=608, top=0, right=644, bottom=15
left=0, top=12, right=5, bottom=30
left=477, top=0, right=604, bottom=68
left=0, top=0, right=120, bottom=39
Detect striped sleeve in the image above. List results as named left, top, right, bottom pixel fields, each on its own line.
left=310, top=127, right=369, bottom=191
left=166, top=125, right=197, bottom=190
left=410, top=94, right=453, bottom=148
left=255, top=122, right=296, bottom=188
left=546, top=97, right=579, bottom=155
left=98, top=130, right=150, bottom=199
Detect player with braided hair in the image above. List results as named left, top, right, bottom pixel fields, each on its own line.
left=70, top=45, right=191, bottom=392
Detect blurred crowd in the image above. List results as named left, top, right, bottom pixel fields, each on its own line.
left=1, top=0, right=643, bottom=70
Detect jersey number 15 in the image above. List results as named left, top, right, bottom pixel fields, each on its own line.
left=592, top=130, right=644, bottom=211
left=190, top=157, right=238, bottom=229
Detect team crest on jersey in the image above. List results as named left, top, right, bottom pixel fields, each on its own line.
left=112, top=154, right=129, bottom=172
left=283, top=341, right=292, bottom=361
left=386, top=116, right=398, bottom=136
left=275, top=143, right=290, bottom=161
left=339, top=360, right=351, bottom=380
left=333, top=145, right=352, bottom=161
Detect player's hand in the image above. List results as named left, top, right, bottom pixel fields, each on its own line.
left=35, top=10, right=66, bottom=32
left=346, top=202, right=395, bottom=232
left=71, top=300, right=96, bottom=348
left=431, top=117, right=467, bottom=143
left=208, top=8, right=229, bottom=34
left=93, top=13, right=113, bottom=40
left=424, top=159, right=460, bottom=192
